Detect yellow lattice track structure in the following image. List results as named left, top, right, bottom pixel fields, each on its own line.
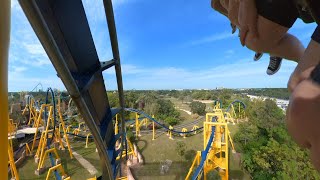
left=185, top=112, right=236, bottom=180
left=8, top=119, right=19, bottom=180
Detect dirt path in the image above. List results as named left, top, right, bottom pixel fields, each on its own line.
left=72, top=151, right=98, bottom=175
left=177, top=108, right=191, bottom=115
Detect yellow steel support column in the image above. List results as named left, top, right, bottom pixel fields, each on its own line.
left=152, top=115, right=155, bottom=140
left=8, top=120, right=19, bottom=180
left=38, top=107, right=54, bottom=167
left=192, top=125, right=199, bottom=134
left=135, top=113, right=140, bottom=137
left=45, top=163, right=69, bottom=180
left=115, top=114, right=119, bottom=135
left=32, top=104, right=49, bottom=151
left=58, top=107, right=73, bottom=158
left=26, top=143, right=32, bottom=156
left=66, top=125, right=72, bottom=133
left=35, top=131, right=46, bottom=160
left=185, top=151, right=201, bottom=180
left=167, top=126, right=174, bottom=140
left=181, top=128, right=187, bottom=138
left=224, top=125, right=229, bottom=180
left=86, top=133, right=92, bottom=148
left=39, top=147, right=61, bottom=170
left=78, top=122, right=86, bottom=131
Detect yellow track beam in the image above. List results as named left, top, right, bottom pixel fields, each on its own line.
left=185, top=151, right=201, bottom=180
left=86, top=133, right=92, bottom=148
left=31, top=104, right=51, bottom=151
left=45, top=163, right=69, bottom=180
left=38, top=147, right=60, bottom=170
left=8, top=120, right=19, bottom=180
left=152, top=115, right=155, bottom=140
left=57, top=102, right=73, bottom=158
left=181, top=128, right=188, bottom=138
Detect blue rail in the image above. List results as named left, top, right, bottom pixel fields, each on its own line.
left=226, top=100, right=246, bottom=112
left=124, top=108, right=203, bottom=134
left=191, top=118, right=217, bottom=180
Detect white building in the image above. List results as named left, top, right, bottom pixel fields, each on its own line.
left=247, top=95, right=289, bottom=111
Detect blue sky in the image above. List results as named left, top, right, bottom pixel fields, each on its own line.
left=8, top=0, right=318, bottom=91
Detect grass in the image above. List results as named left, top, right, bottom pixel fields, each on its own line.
left=133, top=124, right=251, bottom=180
left=133, top=133, right=203, bottom=179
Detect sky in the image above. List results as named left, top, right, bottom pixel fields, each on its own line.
left=8, top=0, right=318, bottom=91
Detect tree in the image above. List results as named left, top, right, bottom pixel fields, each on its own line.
left=234, top=99, right=320, bottom=179
left=107, top=92, right=119, bottom=107
left=164, top=117, right=179, bottom=126
left=156, top=99, right=179, bottom=118
left=176, top=142, right=186, bottom=159
left=189, top=101, right=206, bottom=115
left=206, top=171, right=221, bottom=180
left=184, top=150, right=196, bottom=162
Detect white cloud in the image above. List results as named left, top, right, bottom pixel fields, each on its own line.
left=185, top=32, right=236, bottom=46
left=23, top=43, right=45, bottom=55
left=103, top=57, right=297, bottom=90
left=8, top=68, right=64, bottom=92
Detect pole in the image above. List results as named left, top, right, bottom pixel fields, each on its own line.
left=0, top=1, right=10, bottom=180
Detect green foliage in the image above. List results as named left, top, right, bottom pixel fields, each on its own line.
left=189, top=101, right=206, bottom=115
left=164, top=117, right=178, bottom=126
left=175, top=141, right=186, bottom=157
left=184, top=150, right=196, bottom=162
left=156, top=99, right=176, bottom=117
left=107, top=92, right=119, bottom=107
left=126, top=129, right=135, bottom=142
left=234, top=99, right=320, bottom=179
left=244, top=88, right=290, bottom=100
left=206, top=171, right=221, bottom=180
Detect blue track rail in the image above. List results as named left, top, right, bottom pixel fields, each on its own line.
left=191, top=118, right=217, bottom=180
left=226, top=100, right=246, bottom=112
left=124, top=108, right=203, bottom=134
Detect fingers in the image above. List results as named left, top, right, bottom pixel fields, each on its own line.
left=248, top=22, right=258, bottom=40
left=238, top=0, right=258, bottom=46
left=228, top=0, right=240, bottom=26
left=239, top=27, right=248, bottom=46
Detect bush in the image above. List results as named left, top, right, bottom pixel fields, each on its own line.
left=189, top=101, right=206, bottom=115
left=184, top=150, right=196, bottom=162
left=176, top=141, right=186, bottom=157
left=164, top=117, right=178, bottom=126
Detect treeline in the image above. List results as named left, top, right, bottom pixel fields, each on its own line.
left=241, top=88, right=290, bottom=100
left=233, top=99, right=319, bottom=179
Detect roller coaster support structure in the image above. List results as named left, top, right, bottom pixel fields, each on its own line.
left=57, top=100, right=73, bottom=158
left=185, top=112, right=236, bottom=180
left=8, top=119, right=19, bottom=180
left=19, top=0, right=126, bottom=179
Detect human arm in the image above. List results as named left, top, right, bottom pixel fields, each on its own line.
left=288, top=26, right=320, bottom=92
left=286, top=26, right=320, bottom=171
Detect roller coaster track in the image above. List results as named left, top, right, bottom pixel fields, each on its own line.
left=124, top=108, right=203, bottom=134
left=18, top=1, right=244, bottom=179
left=192, top=125, right=215, bottom=179
left=226, top=100, right=246, bottom=112
left=125, top=109, right=204, bottom=129
left=19, top=0, right=125, bottom=179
